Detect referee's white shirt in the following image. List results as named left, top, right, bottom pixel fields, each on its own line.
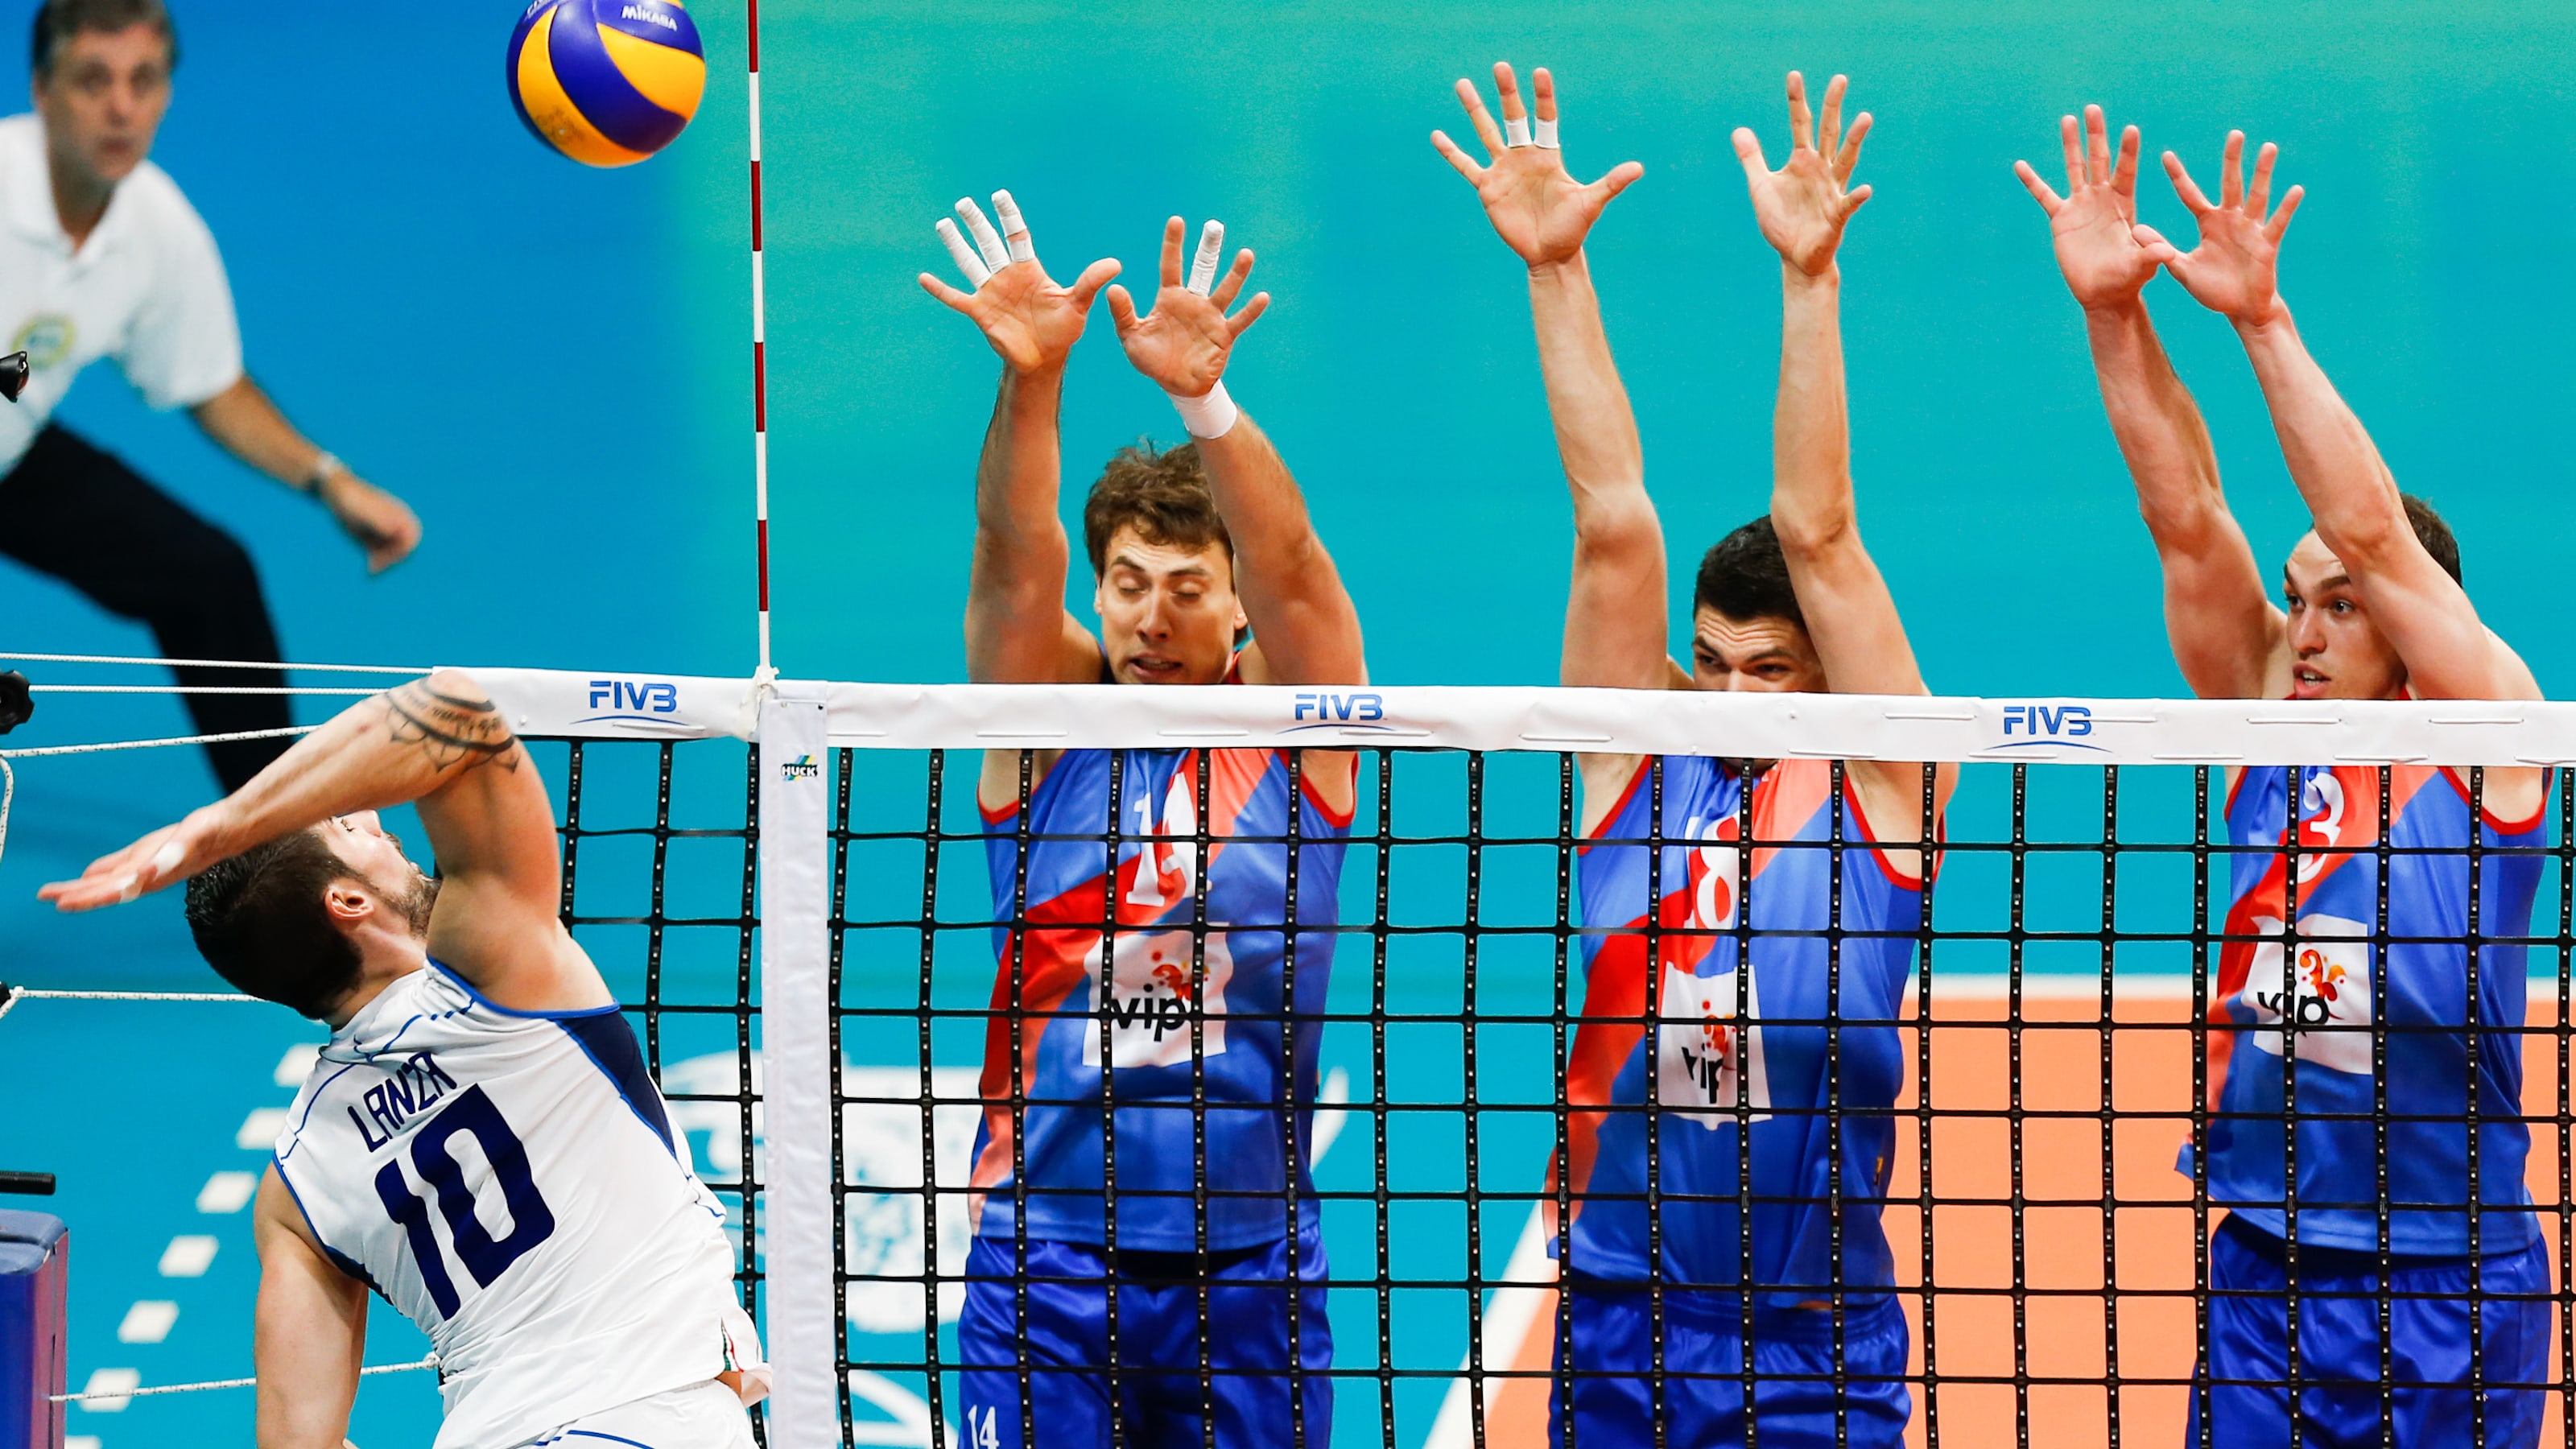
left=0, top=112, right=242, bottom=476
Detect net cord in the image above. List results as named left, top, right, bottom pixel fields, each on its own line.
left=47, top=1355, right=438, bottom=1403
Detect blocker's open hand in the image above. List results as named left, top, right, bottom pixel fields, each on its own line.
left=918, top=191, right=1120, bottom=376
left=2140, top=132, right=2302, bottom=326
left=1104, top=217, right=1268, bottom=398
left=2015, top=106, right=2161, bottom=312
left=1734, top=72, right=1872, bottom=277
left=1432, top=62, right=1642, bottom=268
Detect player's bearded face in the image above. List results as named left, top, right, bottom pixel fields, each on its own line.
left=1093, top=531, right=1249, bottom=687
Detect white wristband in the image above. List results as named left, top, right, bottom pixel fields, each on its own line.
left=308, top=451, right=345, bottom=493
left=1170, top=382, right=1239, bottom=440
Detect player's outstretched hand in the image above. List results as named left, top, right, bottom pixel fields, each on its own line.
left=1431, top=62, right=1643, bottom=268
left=1104, top=217, right=1267, bottom=399
left=38, top=806, right=227, bottom=912
left=918, top=191, right=1121, bottom=376
left=2014, top=105, right=2161, bottom=312
left=2139, top=131, right=2302, bottom=327
left=1733, top=72, right=1872, bottom=277
left=320, top=469, right=422, bottom=574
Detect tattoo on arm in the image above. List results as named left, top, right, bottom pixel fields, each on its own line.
left=383, top=682, right=522, bottom=774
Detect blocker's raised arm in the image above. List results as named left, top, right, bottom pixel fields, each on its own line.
left=2141, top=135, right=2536, bottom=708
left=922, top=191, right=1122, bottom=685
left=1107, top=218, right=1364, bottom=687
left=1436, top=62, right=1662, bottom=692
left=2019, top=108, right=2278, bottom=701
left=1736, top=72, right=1952, bottom=821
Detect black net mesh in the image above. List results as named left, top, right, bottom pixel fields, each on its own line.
left=565, top=732, right=2576, bottom=1448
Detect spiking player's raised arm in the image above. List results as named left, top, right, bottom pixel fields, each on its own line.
left=42, top=674, right=764, bottom=1448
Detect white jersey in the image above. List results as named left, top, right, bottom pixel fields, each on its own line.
left=273, top=963, right=763, bottom=1449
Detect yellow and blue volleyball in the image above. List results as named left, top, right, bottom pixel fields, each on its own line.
left=506, top=0, right=705, bottom=167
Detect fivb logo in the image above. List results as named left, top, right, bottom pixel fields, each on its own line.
left=1996, top=703, right=2103, bottom=751
left=579, top=678, right=680, bottom=727
left=2237, top=912, right=2375, bottom=1075
left=1290, top=691, right=1388, bottom=728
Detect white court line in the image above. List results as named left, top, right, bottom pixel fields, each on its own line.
left=274, top=1042, right=322, bottom=1087
left=116, top=1301, right=178, bottom=1344
left=235, top=1107, right=287, bottom=1150
left=196, top=1170, right=257, bottom=1214
left=157, top=1236, right=217, bottom=1278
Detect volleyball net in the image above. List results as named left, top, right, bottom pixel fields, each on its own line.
left=16, top=666, right=2576, bottom=1447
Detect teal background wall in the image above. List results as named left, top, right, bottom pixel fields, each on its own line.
left=1, top=2, right=2569, bottom=1446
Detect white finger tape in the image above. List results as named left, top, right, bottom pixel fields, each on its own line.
left=956, top=198, right=1011, bottom=272
left=1170, top=381, right=1240, bottom=440
left=1187, top=221, right=1225, bottom=296
left=935, top=218, right=993, bottom=288
left=114, top=872, right=140, bottom=904
left=1505, top=114, right=1533, bottom=147
left=1534, top=117, right=1558, bottom=149
left=151, top=840, right=185, bottom=876
left=992, top=190, right=1036, bottom=264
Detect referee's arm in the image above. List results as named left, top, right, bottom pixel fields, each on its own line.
left=191, top=376, right=422, bottom=573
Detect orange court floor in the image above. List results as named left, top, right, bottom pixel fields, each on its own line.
left=1448, top=985, right=2576, bottom=1449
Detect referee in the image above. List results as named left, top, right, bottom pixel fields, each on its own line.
left=1, top=0, right=419, bottom=792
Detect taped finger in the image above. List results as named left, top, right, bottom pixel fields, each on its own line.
left=1187, top=220, right=1225, bottom=296
left=992, top=189, right=1036, bottom=264
left=956, top=197, right=1011, bottom=272
left=1534, top=117, right=1558, bottom=149
left=935, top=217, right=993, bottom=287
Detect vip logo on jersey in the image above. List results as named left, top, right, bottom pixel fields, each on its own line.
left=1655, top=960, right=1770, bottom=1126
left=1083, top=929, right=1235, bottom=1070
left=2238, top=911, right=2375, bottom=1075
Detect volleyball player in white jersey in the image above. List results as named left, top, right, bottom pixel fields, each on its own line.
left=40, top=671, right=766, bottom=1449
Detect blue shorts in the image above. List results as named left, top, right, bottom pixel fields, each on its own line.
left=956, top=1232, right=1331, bottom=1449
left=2192, top=1216, right=2550, bottom=1449
left=1547, top=1278, right=1910, bottom=1449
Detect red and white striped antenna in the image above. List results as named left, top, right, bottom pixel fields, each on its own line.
left=745, top=0, right=773, bottom=679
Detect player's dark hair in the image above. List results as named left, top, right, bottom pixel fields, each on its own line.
left=1084, top=440, right=1236, bottom=576
left=2400, top=493, right=2462, bottom=585
left=184, top=828, right=365, bottom=1020
left=1695, top=515, right=1806, bottom=629
left=29, top=0, right=175, bottom=78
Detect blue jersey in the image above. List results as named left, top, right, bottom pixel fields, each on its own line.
left=970, top=746, right=1351, bottom=1253
left=2190, top=764, right=2544, bottom=1256
left=1556, top=756, right=1932, bottom=1308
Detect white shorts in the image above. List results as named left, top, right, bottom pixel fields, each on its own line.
left=515, top=1380, right=755, bottom=1449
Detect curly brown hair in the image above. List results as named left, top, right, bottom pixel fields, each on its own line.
left=1083, top=441, right=1234, bottom=577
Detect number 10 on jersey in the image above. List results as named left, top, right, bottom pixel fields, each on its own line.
left=372, top=1085, right=558, bottom=1318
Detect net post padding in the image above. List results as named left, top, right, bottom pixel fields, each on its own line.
left=758, top=689, right=835, bottom=1449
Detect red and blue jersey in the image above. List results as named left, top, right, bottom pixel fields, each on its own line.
left=2191, top=764, right=2545, bottom=1257
left=969, top=746, right=1352, bottom=1253
left=1554, top=755, right=1932, bottom=1309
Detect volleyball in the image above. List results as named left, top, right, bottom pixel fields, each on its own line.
left=506, top=0, right=706, bottom=167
